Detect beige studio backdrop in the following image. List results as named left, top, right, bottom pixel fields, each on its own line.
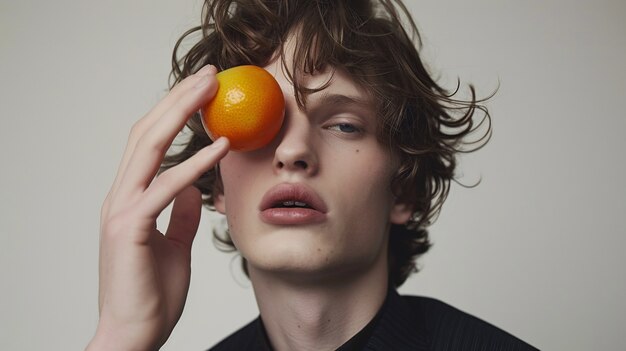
left=1, top=0, right=625, bottom=350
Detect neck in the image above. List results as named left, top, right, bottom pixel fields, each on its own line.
left=248, top=254, right=389, bottom=351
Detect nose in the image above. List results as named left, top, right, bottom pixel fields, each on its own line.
left=272, top=109, right=318, bottom=176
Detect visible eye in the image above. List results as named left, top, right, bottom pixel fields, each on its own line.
left=328, top=123, right=361, bottom=134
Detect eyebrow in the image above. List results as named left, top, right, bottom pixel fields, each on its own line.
left=315, top=92, right=372, bottom=109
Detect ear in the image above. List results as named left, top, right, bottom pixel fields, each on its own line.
left=389, top=202, right=413, bottom=225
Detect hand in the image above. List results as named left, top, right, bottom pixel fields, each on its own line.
left=86, top=65, right=229, bottom=350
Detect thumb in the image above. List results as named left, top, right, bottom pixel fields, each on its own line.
left=165, top=185, right=202, bottom=252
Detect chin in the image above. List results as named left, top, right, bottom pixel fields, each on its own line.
left=245, top=245, right=382, bottom=286
left=248, top=243, right=338, bottom=272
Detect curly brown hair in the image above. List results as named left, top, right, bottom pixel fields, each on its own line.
left=161, top=0, right=492, bottom=288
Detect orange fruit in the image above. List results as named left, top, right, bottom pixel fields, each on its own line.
left=201, top=65, right=285, bottom=151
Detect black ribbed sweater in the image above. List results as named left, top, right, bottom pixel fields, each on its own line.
left=208, top=289, right=538, bottom=350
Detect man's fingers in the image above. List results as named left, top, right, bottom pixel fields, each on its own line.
left=108, top=65, right=218, bottom=202
left=165, top=185, right=203, bottom=252
left=114, top=70, right=219, bottom=201
left=138, top=137, right=229, bottom=219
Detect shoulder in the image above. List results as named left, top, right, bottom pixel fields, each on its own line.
left=401, top=295, right=539, bottom=350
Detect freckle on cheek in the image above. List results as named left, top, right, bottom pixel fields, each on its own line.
left=355, top=149, right=360, bottom=153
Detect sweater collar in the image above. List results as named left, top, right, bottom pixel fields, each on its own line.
left=363, top=288, right=429, bottom=350
left=253, top=287, right=429, bottom=351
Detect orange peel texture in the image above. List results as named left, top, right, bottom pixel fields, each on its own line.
left=202, top=65, right=286, bottom=151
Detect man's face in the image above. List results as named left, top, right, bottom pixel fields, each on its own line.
left=214, top=59, right=411, bottom=282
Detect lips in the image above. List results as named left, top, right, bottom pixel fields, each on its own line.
left=259, top=183, right=328, bottom=225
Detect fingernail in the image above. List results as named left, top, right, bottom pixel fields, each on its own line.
left=196, top=64, right=216, bottom=76
left=210, top=137, right=228, bottom=148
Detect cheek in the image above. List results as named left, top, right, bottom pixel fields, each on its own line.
left=219, top=153, right=260, bottom=196
left=331, top=152, right=396, bottom=229
left=345, top=148, right=395, bottom=197
left=218, top=154, right=270, bottom=233
left=217, top=157, right=251, bottom=219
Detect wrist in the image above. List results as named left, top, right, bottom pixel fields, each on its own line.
left=86, top=323, right=161, bottom=351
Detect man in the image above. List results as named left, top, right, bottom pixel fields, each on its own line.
left=87, top=0, right=537, bottom=350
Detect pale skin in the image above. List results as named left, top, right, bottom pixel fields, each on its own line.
left=88, top=57, right=412, bottom=350
left=87, top=64, right=230, bottom=350
left=215, top=57, right=413, bottom=349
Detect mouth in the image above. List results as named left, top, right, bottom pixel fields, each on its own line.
left=259, top=183, right=328, bottom=225
left=273, top=200, right=313, bottom=209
